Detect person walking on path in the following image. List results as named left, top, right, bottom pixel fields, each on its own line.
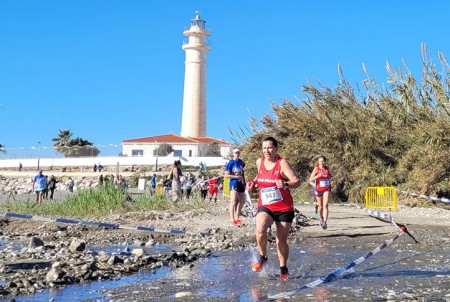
left=32, top=170, right=47, bottom=204
left=47, top=175, right=58, bottom=199
left=225, top=148, right=246, bottom=226
left=246, top=136, right=301, bottom=279
left=42, top=175, right=48, bottom=199
left=309, top=156, right=332, bottom=230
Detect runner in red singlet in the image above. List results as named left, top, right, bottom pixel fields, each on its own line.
left=246, top=136, right=301, bottom=279
left=309, top=156, right=332, bottom=230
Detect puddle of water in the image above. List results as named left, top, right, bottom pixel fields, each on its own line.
left=9, top=232, right=450, bottom=301
left=12, top=243, right=179, bottom=302
left=163, top=237, right=450, bottom=301
left=14, top=268, right=171, bottom=302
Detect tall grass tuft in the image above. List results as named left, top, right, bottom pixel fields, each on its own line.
left=236, top=46, right=450, bottom=203
left=1, top=184, right=130, bottom=218
left=1, top=185, right=214, bottom=219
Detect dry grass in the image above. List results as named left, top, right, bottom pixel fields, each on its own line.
left=235, top=45, right=450, bottom=203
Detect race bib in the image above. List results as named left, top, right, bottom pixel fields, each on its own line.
left=319, top=179, right=330, bottom=188
left=261, top=187, right=283, bottom=205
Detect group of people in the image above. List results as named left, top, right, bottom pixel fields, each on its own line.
left=93, top=163, right=103, bottom=172
left=32, top=171, right=74, bottom=203
left=165, top=159, right=223, bottom=202
left=223, top=136, right=332, bottom=280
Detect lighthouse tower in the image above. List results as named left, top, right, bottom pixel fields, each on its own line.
left=180, top=11, right=211, bottom=138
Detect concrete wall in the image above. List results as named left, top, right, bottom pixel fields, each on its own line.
left=0, top=156, right=228, bottom=170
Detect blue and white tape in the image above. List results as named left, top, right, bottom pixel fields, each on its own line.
left=266, top=231, right=403, bottom=300
left=366, top=209, right=393, bottom=222
left=244, top=190, right=256, bottom=224
left=0, top=211, right=211, bottom=236
left=397, top=189, right=450, bottom=204
left=297, top=201, right=317, bottom=205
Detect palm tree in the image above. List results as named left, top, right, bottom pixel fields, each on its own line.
left=52, top=129, right=73, bottom=146
left=0, top=143, right=5, bottom=154
left=52, top=130, right=100, bottom=157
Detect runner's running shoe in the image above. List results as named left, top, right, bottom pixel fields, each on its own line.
left=251, top=255, right=268, bottom=272
left=280, top=266, right=289, bottom=279
left=230, top=220, right=240, bottom=227
left=236, top=219, right=243, bottom=225
left=322, top=221, right=327, bottom=230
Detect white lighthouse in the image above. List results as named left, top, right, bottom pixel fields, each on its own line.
left=180, top=11, right=211, bottom=138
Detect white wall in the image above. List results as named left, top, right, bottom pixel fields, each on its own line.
left=122, top=143, right=231, bottom=158
left=0, top=156, right=228, bottom=169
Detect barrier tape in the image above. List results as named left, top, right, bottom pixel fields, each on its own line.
left=265, top=207, right=413, bottom=300
left=297, top=201, right=317, bottom=206
left=397, top=189, right=450, bottom=204
left=266, top=231, right=403, bottom=300
left=244, top=190, right=256, bottom=224
left=366, top=209, right=393, bottom=222
left=0, top=211, right=211, bottom=237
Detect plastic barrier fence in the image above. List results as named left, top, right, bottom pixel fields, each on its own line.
left=223, top=177, right=230, bottom=198
left=365, top=186, right=397, bottom=211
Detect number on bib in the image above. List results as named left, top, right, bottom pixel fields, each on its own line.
left=319, top=179, right=330, bottom=188
left=261, top=187, right=283, bottom=205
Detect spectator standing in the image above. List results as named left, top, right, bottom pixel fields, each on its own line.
left=198, top=176, right=209, bottom=201
left=66, top=177, right=74, bottom=192
left=150, top=174, right=157, bottom=196
left=119, top=175, right=128, bottom=190
left=98, top=163, right=103, bottom=172
left=183, top=172, right=194, bottom=200
left=171, top=160, right=182, bottom=199
left=93, top=164, right=97, bottom=172
left=208, top=177, right=219, bottom=203
left=32, top=170, right=46, bottom=204
left=19, top=162, right=23, bottom=171
left=163, top=178, right=172, bottom=196
left=225, top=148, right=246, bottom=226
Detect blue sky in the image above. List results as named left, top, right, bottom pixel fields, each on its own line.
left=0, top=1, right=449, bottom=157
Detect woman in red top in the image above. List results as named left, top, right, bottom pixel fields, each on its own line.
left=246, top=137, right=301, bottom=279
left=309, top=156, right=332, bottom=230
left=208, top=177, right=219, bottom=203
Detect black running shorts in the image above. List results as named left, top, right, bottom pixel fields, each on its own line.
left=256, top=206, right=295, bottom=223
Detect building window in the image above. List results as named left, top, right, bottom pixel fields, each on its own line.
left=189, top=150, right=192, bottom=157
left=132, top=150, right=144, bottom=156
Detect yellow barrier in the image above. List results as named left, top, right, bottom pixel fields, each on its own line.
left=365, top=186, right=397, bottom=211
left=223, top=177, right=230, bottom=198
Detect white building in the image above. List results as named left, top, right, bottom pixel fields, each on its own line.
left=121, top=133, right=230, bottom=158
